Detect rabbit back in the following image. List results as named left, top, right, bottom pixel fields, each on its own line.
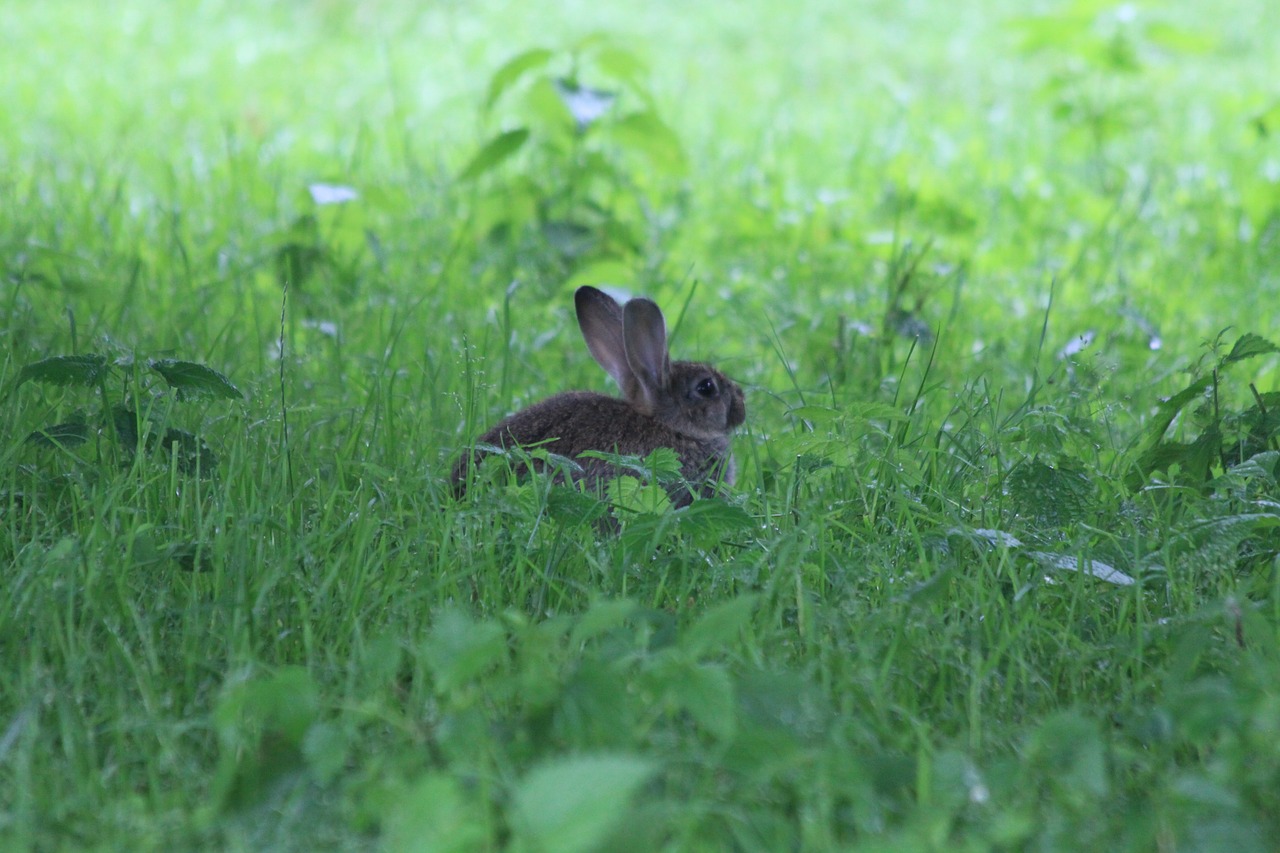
left=453, top=389, right=736, bottom=503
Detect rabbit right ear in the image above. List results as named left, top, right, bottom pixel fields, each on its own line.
left=575, top=286, right=640, bottom=399
left=622, top=297, right=670, bottom=414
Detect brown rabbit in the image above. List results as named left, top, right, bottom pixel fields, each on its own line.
left=452, top=286, right=746, bottom=506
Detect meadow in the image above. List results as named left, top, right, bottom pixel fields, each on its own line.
left=3, top=0, right=1280, bottom=850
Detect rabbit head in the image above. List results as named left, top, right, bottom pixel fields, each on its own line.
left=575, top=286, right=746, bottom=442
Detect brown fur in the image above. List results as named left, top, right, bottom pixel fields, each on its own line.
left=452, top=287, right=746, bottom=507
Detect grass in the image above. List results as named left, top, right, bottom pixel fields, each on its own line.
left=3, top=0, right=1280, bottom=850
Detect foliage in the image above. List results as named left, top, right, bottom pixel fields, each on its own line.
left=12, top=351, right=241, bottom=476
left=458, top=37, right=688, bottom=291
left=1127, top=332, right=1280, bottom=488
left=2, top=0, right=1279, bottom=851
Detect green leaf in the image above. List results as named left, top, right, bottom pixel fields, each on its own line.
left=15, top=354, right=110, bottom=390
left=211, top=667, right=321, bottom=813
left=26, top=420, right=90, bottom=449
left=546, top=484, right=608, bottom=524
left=676, top=500, right=755, bottom=545
left=577, top=446, right=683, bottom=482
left=213, top=667, right=320, bottom=746
left=1131, top=427, right=1220, bottom=488
left=484, top=48, right=554, bottom=113
left=458, top=128, right=530, bottom=182
left=570, top=598, right=639, bottom=646
left=607, top=112, right=686, bottom=176
left=1221, top=332, right=1280, bottom=367
left=358, top=634, right=404, bottom=695
left=301, top=722, right=349, bottom=785
left=668, top=661, right=736, bottom=740
left=524, top=77, right=577, bottom=139
left=383, top=773, right=491, bottom=853
left=1007, top=12, right=1093, bottom=55
left=159, top=427, right=218, bottom=475
left=149, top=359, right=244, bottom=400
left=593, top=46, right=650, bottom=91
left=1024, top=710, right=1108, bottom=800
left=607, top=474, right=672, bottom=515
left=422, top=609, right=507, bottom=694
left=681, top=594, right=759, bottom=657
left=1170, top=513, right=1280, bottom=553
left=642, top=446, right=684, bottom=478
left=512, top=754, right=655, bottom=853
left=472, top=176, right=542, bottom=239
left=1137, top=373, right=1213, bottom=453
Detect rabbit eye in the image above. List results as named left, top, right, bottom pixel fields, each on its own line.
left=695, top=377, right=718, bottom=398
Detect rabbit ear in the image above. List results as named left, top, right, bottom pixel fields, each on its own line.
left=575, top=286, right=638, bottom=396
left=622, top=297, right=670, bottom=414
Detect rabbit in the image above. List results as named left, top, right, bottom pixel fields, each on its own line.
left=452, top=285, right=746, bottom=507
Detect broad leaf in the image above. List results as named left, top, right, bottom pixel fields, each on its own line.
left=212, top=667, right=320, bottom=813
left=159, top=427, right=218, bottom=475
left=667, top=661, right=736, bottom=740
left=608, top=111, right=686, bottom=175
left=26, top=420, right=90, bottom=448
left=149, top=359, right=243, bottom=400
left=569, top=599, right=639, bottom=647
left=1221, top=332, right=1279, bottom=367
left=1138, top=374, right=1213, bottom=453
left=16, top=354, right=110, bottom=389
left=681, top=594, right=759, bottom=656
left=676, top=500, right=755, bottom=546
left=593, top=46, right=651, bottom=91
left=1025, top=710, right=1108, bottom=800
left=423, top=609, right=507, bottom=693
left=484, top=47, right=553, bottom=113
left=383, top=773, right=490, bottom=853
left=1131, top=428, right=1220, bottom=488
left=111, top=405, right=142, bottom=450
left=546, top=485, right=608, bottom=524
left=458, top=129, right=530, bottom=181
left=512, top=754, right=655, bottom=853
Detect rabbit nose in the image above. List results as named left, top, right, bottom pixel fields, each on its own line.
left=727, top=386, right=746, bottom=428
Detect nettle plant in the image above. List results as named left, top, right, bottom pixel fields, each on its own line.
left=1127, top=331, right=1280, bottom=491
left=12, top=352, right=243, bottom=477
left=459, top=37, right=688, bottom=279
left=1121, top=331, right=1280, bottom=586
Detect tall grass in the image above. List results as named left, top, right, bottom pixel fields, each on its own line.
left=3, top=1, right=1279, bottom=850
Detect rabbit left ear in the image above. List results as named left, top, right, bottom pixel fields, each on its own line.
left=576, top=286, right=639, bottom=398
left=622, top=298, right=670, bottom=414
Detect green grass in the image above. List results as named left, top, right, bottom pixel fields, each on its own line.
left=4, top=0, right=1280, bottom=850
